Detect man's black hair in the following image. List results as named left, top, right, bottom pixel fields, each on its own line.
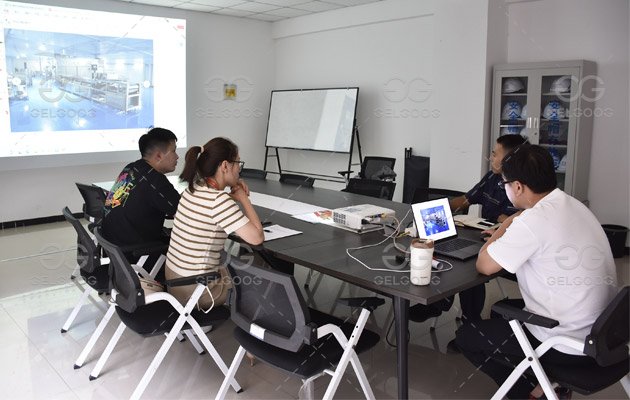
left=496, top=134, right=527, bottom=153
left=501, top=144, right=557, bottom=194
left=139, top=127, right=177, bottom=157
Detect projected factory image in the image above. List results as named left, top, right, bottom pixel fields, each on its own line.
left=5, top=29, right=154, bottom=132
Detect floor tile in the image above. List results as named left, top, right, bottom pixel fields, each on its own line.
left=1, top=222, right=629, bottom=399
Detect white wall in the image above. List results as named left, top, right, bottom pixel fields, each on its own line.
left=271, top=0, right=436, bottom=197
left=506, top=0, right=629, bottom=230
left=271, top=0, right=502, bottom=202
left=430, top=0, right=498, bottom=192
left=0, top=0, right=274, bottom=222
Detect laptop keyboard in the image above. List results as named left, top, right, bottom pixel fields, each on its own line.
left=436, top=238, right=477, bottom=252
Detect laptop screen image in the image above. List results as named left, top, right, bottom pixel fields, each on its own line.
left=411, top=198, right=458, bottom=242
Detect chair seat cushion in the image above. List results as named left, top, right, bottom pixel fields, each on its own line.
left=116, top=301, right=229, bottom=336
left=233, top=307, right=380, bottom=379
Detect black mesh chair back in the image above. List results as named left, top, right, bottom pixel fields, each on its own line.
left=94, top=227, right=145, bottom=313
left=343, top=178, right=396, bottom=200
left=585, top=286, right=629, bottom=366
left=62, top=207, right=109, bottom=290
left=361, top=156, right=396, bottom=180
left=75, top=183, right=108, bottom=223
left=240, top=168, right=267, bottom=180
left=279, top=173, right=315, bottom=187
left=227, top=258, right=314, bottom=352
left=61, top=207, right=110, bottom=333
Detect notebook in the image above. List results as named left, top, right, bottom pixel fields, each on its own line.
left=411, top=198, right=483, bottom=260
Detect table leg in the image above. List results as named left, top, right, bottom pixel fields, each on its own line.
left=393, top=296, right=409, bottom=400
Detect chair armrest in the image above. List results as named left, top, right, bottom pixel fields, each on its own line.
left=165, top=271, right=221, bottom=288
left=119, top=241, right=168, bottom=258
left=491, top=302, right=559, bottom=329
left=337, top=297, right=385, bottom=312
left=87, top=222, right=100, bottom=233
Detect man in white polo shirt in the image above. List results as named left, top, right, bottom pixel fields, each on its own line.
left=455, top=144, right=617, bottom=400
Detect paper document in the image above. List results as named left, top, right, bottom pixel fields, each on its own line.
left=249, top=192, right=323, bottom=215
left=453, top=215, right=499, bottom=230
left=291, top=210, right=335, bottom=225
left=263, top=225, right=302, bottom=241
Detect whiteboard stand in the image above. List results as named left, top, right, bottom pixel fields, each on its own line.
left=263, top=127, right=363, bottom=184
left=339, top=126, right=363, bottom=182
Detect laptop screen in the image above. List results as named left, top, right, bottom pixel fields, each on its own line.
left=411, top=198, right=458, bottom=241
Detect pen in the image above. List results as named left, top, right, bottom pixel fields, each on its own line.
left=264, top=229, right=271, bottom=233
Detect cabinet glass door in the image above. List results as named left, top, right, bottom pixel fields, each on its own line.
left=498, top=75, right=529, bottom=138
left=538, top=73, right=577, bottom=192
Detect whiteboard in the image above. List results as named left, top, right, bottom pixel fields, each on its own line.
left=265, top=88, right=359, bottom=153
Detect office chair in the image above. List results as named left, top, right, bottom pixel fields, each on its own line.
left=340, top=156, right=396, bottom=181
left=60, top=207, right=110, bottom=333
left=75, top=182, right=108, bottom=225
left=72, top=235, right=177, bottom=370
left=215, top=258, right=384, bottom=400
left=490, top=287, right=629, bottom=400
left=240, top=168, right=267, bottom=180
left=279, top=173, right=315, bottom=187
left=88, top=229, right=240, bottom=400
left=342, top=178, right=396, bottom=200
left=73, top=183, right=109, bottom=280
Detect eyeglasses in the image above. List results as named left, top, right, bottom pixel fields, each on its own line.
left=497, top=179, right=515, bottom=189
left=231, top=160, right=245, bottom=171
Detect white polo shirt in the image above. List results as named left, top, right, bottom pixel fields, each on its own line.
left=488, top=189, right=617, bottom=355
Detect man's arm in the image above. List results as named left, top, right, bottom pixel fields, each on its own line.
left=152, top=178, right=180, bottom=217
left=476, top=211, right=521, bottom=275
left=449, top=195, right=469, bottom=214
left=496, top=213, right=510, bottom=223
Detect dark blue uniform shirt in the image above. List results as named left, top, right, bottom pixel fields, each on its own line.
left=465, top=171, right=518, bottom=222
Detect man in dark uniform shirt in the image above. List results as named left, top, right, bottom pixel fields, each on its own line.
left=450, top=134, right=526, bottom=223
left=411, top=135, right=528, bottom=350
left=102, top=128, right=180, bottom=263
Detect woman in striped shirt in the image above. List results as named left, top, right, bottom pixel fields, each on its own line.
left=165, top=137, right=264, bottom=309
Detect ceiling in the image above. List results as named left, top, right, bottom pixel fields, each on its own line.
left=119, top=0, right=384, bottom=21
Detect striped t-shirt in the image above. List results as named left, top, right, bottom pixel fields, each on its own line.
left=166, top=183, right=249, bottom=277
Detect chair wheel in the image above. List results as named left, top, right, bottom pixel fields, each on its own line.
left=89, top=375, right=97, bottom=381
left=74, top=364, right=81, bottom=370
left=61, top=329, right=67, bottom=333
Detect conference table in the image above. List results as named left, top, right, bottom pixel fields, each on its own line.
left=95, top=176, right=499, bottom=399
left=238, top=179, right=500, bottom=400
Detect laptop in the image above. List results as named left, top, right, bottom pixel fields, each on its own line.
left=411, top=197, right=483, bottom=260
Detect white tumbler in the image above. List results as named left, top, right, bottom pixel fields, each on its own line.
left=409, top=239, right=434, bottom=286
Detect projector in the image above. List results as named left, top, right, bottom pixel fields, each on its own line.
left=332, top=204, right=396, bottom=231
